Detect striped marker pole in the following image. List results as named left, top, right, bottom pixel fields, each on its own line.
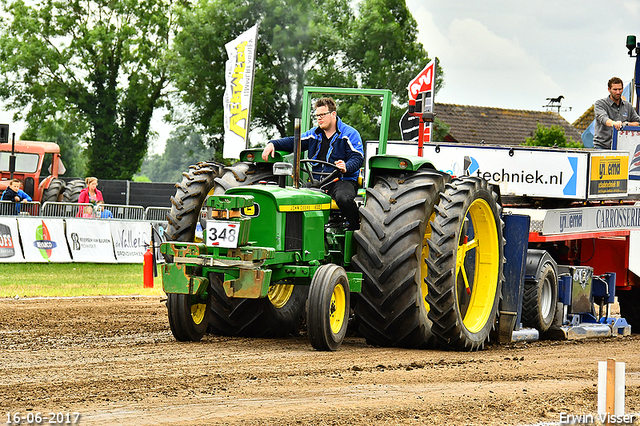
left=598, top=359, right=625, bottom=426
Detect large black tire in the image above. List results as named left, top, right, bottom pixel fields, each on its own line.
left=208, top=161, right=307, bottom=337
left=62, top=179, right=85, bottom=203
left=167, top=290, right=211, bottom=342
left=213, top=161, right=278, bottom=195
left=618, top=287, right=640, bottom=333
left=426, top=176, right=505, bottom=351
left=165, top=162, right=221, bottom=242
left=352, top=170, right=449, bottom=348
left=207, top=273, right=309, bottom=337
left=521, top=262, right=557, bottom=333
left=307, top=264, right=350, bottom=351
left=42, top=179, right=66, bottom=203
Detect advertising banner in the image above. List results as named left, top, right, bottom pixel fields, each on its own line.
left=0, top=218, right=24, bottom=262
left=613, top=126, right=640, bottom=180
left=19, top=217, right=71, bottom=262
left=66, top=219, right=116, bottom=263
left=222, top=24, right=258, bottom=159
left=110, top=221, right=152, bottom=263
left=366, top=142, right=589, bottom=199
left=542, top=205, right=640, bottom=235
left=588, top=152, right=628, bottom=198
left=405, top=59, right=436, bottom=143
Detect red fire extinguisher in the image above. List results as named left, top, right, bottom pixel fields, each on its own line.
left=143, top=246, right=154, bottom=288
left=143, top=226, right=156, bottom=288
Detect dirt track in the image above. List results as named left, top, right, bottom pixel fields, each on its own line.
left=1, top=296, right=638, bottom=426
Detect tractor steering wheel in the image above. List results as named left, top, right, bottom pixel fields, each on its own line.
left=300, top=159, right=343, bottom=189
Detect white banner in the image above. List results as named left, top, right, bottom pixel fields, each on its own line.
left=110, top=221, right=152, bottom=263
left=367, top=142, right=589, bottom=199
left=19, top=217, right=71, bottom=262
left=66, top=219, right=116, bottom=263
left=223, top=24, right=258, bottom=159
left=0, top=218, right=24, bottom=262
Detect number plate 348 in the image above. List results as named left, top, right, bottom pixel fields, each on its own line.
left=205, top=220, right=239, bottom=248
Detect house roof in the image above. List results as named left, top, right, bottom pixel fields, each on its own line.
left=572, top=104, right=594, bottom=132
left=434, top=103, right=583, bottom=146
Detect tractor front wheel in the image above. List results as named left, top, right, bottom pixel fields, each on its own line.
left=522, top=262, right=558, bottom=333
left=425, top=176, right=504, bottom=351
left=167, top=291, right=211, bottom=341
left=307, top=264, right=350, bottom=351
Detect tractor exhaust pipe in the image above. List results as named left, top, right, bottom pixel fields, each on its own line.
left=293, top=118, right=301, bottom=189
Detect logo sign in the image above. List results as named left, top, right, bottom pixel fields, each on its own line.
left=588, top=152, right=628, bottom=197
left=613, top=126, right=640, bottom=180
left=34, top=221, right=57, bottom=260
left=0, top=223, right=15, bottom=258
left=241, top=203, right=260, bottom=218
left=408, top=60, right=436, bottom=101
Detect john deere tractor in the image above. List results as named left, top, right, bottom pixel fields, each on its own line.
left=162, top=87, right=505, bottom=351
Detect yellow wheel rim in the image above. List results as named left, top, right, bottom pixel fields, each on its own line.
left=329, top=283, right=347, bottom=334
left=191, top=301, right=207, bottom=325
left=456, top=198, right=499, bottom=333
left=268, top=284, right=295, bottom=309
left=420, top=212, right=436, bottom=313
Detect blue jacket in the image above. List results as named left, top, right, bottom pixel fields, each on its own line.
left=270, top=116, right=364, bottom=181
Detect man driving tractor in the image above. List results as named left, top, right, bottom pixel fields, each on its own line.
left=261, top=97, right=364, bottom=230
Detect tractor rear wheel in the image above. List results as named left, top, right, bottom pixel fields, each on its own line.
left=207, top=162, right=307, bottom=338
left=42, top=179, right=66, bottom=203
left=352, top=170, right=449, bottom=348
left=307, top=264, right=350, bottom=351
left=521, top=262, right=558, bottom=333
left=62, top=179, right=85, bottom=203
left=167, top=290, right=211, bottom=341
left=425, top=176, right=504, bottom=351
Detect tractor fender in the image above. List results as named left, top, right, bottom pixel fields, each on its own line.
left=525, top=249, right=558, bottom=284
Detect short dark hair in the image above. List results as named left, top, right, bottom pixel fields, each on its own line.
left=8, top=179, right=21, bottom=186
left=315, top=97, right=336, bottom=112
left=608, top=77, right=623, bottom=88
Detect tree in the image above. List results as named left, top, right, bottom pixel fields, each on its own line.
left=524, top=123, right=583, bottom=148
left=20, top=112, right=88, bottom=178
left=141, top=126, right=213, bottom=182
left=171, top=0, right=440, bottom=158
left=0, top=0, right=175, bottom=180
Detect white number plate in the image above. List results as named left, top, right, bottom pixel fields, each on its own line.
left=205, top=220, right=239, bottom=248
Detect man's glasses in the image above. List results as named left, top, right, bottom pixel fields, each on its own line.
left=314, top=111, right=332, bottom=120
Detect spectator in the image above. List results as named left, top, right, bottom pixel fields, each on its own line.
left=1, top=179, right=32, bottom=215
left=78, top=177, right=104, bottom=205
left=81, top=205, right=94, bottom=218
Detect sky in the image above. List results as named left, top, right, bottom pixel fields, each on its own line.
left=2, top=1, right=640, bottom=152
left=405, top=0, right=640, bottom=124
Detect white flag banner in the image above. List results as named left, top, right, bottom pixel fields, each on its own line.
left=66, top=219, right=116, bottom=263
left=110, top=221, right=152, bottom=263
left=223, top=24, right=258, bottom=159
left=19, top=217, right=71, bottom=262
left=0, top=218, right=24, bottom=262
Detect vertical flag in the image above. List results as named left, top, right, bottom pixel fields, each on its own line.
left=223, top=24, right=258, bottom=159
left=405, top=59, right=436, bottom=142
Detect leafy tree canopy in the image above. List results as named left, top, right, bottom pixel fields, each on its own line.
left=0, top=0, right=175, bottom=180
left=524, top=123, right=583, bottom=148
left=171, top=0, right=442, bottom=160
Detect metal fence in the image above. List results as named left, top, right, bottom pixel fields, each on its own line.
left=0, top=200, right=40, bottom=216
left=40, top=202, right=145, bottom=220
left=144, top=206, right=171, bottom=222
left=0, top=200, right=171, bottom=221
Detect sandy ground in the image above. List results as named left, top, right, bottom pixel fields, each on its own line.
left=0, top=296, right=638, bottom=426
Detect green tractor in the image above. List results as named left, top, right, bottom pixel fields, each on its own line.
left=161, top=87, right=505, bottom=351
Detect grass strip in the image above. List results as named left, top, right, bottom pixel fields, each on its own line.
left=0, top=263, right=165, bottom=297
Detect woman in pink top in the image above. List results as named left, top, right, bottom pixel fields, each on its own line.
left=78, top=177, right=104, bottom=204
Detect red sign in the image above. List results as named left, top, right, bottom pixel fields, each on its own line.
left=408, top=60, right=435, bottom=101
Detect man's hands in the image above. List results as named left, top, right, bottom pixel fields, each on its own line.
left=261, top=142, right=275, bottom=161
left=334, top=160, right=347, bottom=173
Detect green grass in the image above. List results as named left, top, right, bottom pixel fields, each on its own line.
left=0, top=263, right=165, bottom=298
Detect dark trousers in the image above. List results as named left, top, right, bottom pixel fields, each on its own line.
left=326, top=180, right=359, bottom=230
